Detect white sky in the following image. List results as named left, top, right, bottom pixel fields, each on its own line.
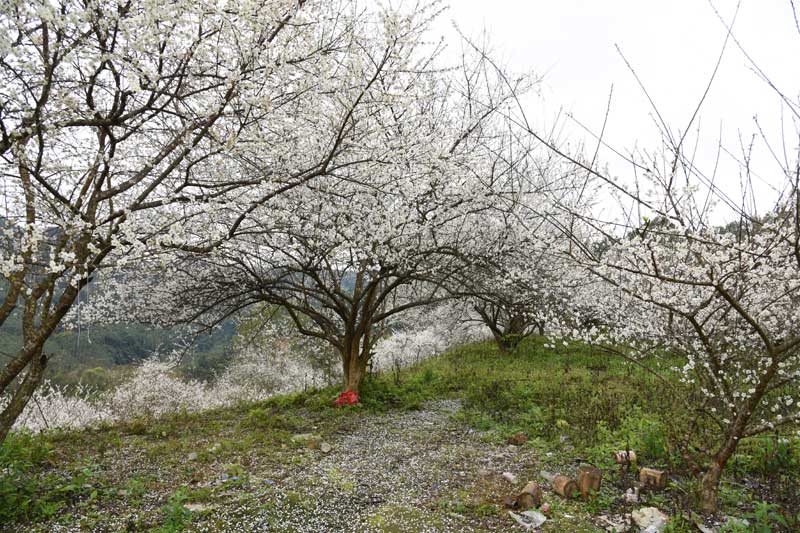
left=434, top=0, right=800, bottom=219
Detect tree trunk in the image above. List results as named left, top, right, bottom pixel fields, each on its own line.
left=493, top=333, right=514, bottom=353
left=699, top=423, right=748, bottom=512
left=344, top=357, right=367, bottom=393
left=0, top=346, right=46, bottom=443
left=341, top=336, right=369, bottom=393
left=700, top=462, right=723, bottom=513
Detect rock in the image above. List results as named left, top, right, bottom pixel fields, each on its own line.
left=521, top=511, right=547, bottom=527
left=723, top=516, right=749, bottom=530
left=696, top=524, right=717, bottom=533
left=539, top=470, right=556, bottom=482
left=320, top=442, right=332, bottom=453
left=631, top=507, right=668, bottom=532
left=598, top=514, right=629, bottom=532
left=508, top=510, right=546, bottom=529
left=291, top=433, right=319, bottom=442
left=508, top=432, right=529, bottom=446
left=624, top=487, right=639, bottom=504
left=184, top=503, right=212, bottom=512
left=502, top=471, right=518, bottom=484
left=187, top=452, right=198, bottom=461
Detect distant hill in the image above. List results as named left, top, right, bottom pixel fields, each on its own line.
left=0, top=307, right=236, bottom=387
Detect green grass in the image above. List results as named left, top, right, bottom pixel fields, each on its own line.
left=2, top=337, right=799, bottom=531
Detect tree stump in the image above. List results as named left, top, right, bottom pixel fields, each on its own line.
left=577, top=465, right=602, bottom=498
left=639, top=467, right=667, bottom=489
left=515, top=481, right=543, bottom=509
left=552, top=475, right=579, bottom=499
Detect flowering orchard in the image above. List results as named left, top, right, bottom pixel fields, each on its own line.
left=2, top=0, right=800, bottom=516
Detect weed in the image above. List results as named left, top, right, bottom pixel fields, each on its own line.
left=123, top=477, right=147, bottom=506
left=746, top=501, right=788, bottom=533
left=158, top=487, right=192, bottom=532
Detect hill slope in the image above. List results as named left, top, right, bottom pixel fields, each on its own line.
left=1, top=340, right=798, bottom=532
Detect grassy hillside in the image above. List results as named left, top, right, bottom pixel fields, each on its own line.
left=1, top=339, right=798, bottom=532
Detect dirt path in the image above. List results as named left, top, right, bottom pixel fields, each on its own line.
left=29, top=400, right=546, bottom=532
left=190, top=400, right=540, bottom=532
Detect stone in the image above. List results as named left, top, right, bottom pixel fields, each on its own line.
left=598, top=514, right=629, bottom=532
left=521, top=511, right=547, bottom=528
left=291, top=433, right=319, bottom=442
left=508, top=510, right=546, bottom=529
left=187, top=452, right=198, bottom=461
left=631, top=507, right=668, bottom=532
left=624, top=487, right=639, bottom=504
left=320, top=442, right=332, bottom=453
left=723, top=516, right=749, bottom=530
left=502, top=471, right=517, bottom=483
left=696, top=524, right=717, bottom=533
left=184, top=503, right=212, bottom=512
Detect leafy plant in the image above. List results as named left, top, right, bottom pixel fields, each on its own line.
left=158, top=488, right=192, bottom=532
left=746, top=501, right=788, bottom=533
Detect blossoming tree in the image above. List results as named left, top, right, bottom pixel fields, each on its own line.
left=0, top=0, right=426, bottom=442
left=117, top=34, right=540, bottom=394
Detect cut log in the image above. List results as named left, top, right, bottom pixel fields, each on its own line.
left=515, top=481, right=543, bottom=509
left=639, top=467, right=667, bottom=489
left=613, top=450, right=637, bottom=465
left=577, top=465, right=602, bottom=498
left=552, top=475, right=579, bottom=499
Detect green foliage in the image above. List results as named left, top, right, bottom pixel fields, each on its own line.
left=0, top=432, right=55, bottom=523
left=158, top=488, right=192, bottom=532
left=4, top=336, right=799, bottom=531
left=730, top=435, right=799, bottom=478
left=719, top=505, right=788, bottom=533
left=0, top=433, right=108, bottom=525
left=123, top=477, right=147, bottom=507
left=745, top=501, right=789, bottom=533
left=662, top=513, right=697, bottom=533
left=447, top=339, right=680, bottom=455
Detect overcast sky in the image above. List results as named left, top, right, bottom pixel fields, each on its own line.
left=434, top=0, right=800, bottom=217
